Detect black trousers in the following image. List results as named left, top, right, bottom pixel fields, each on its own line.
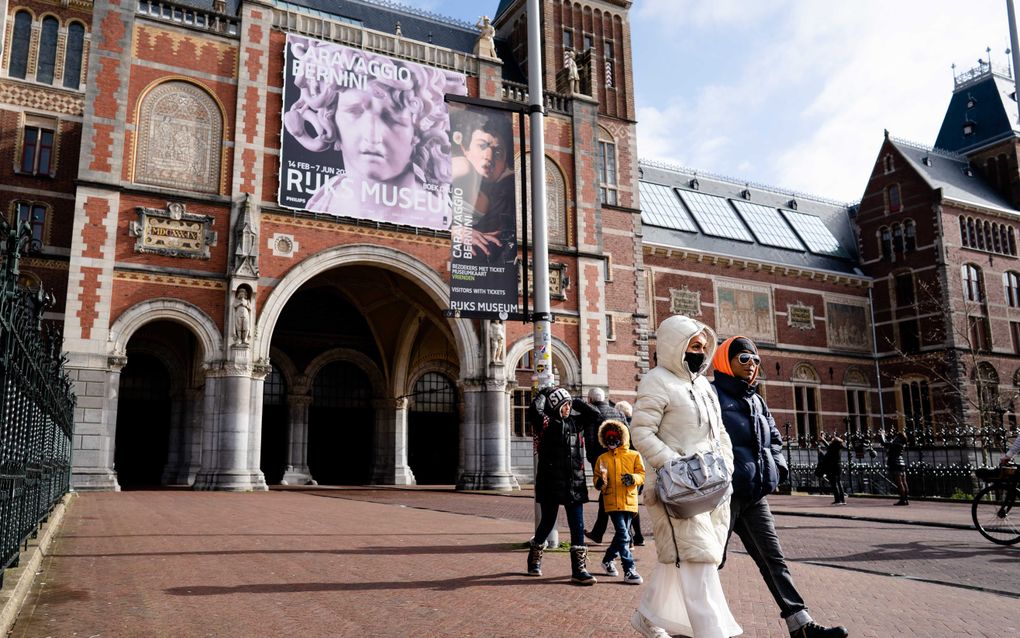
left=723, top=495, right=808, bottom=620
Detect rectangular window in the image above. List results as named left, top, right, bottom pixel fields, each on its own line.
left=901, top=380, right=932, bottom=431
left=512, top=388, right=534, bottom=437
left=563, top=29, right=573, bottom=50
left=888, top=184, right=902, bottom=213
left=845, top=388, right=868, bottom=435
left=895, top=272, right=915, bottom=306
left=606, top=314, right=616, bottom=341
left=15, top=202, right=46, bottom=245
left=899, top=318, right=920, bottom=353
left=598, top=140, right=618, bottom=206
left=969, top=315, right=991, bottom=352
left=583, top=34, right=593, bottom=51
left=1011, top=321, right=1020, bottom=354
left=605, top=41, right=615, bottom=60
left=604, top=253, right=613, bottom=281
left=20, top=123, right=55, bottom=176
left=793, top=385, right=819, bottom=443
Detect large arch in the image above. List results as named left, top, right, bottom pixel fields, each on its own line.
left=109, top=298, right=222, bottom=363
left=255, top=244, right=480, bottom=379
left=304, top=347, right=387, bottom=397
left=503, top=334, right=582, bottom=390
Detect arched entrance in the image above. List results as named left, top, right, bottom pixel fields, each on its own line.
left=259, top=365, right=289, bottom=484
left=115, top=352, right=171, bottom=487
left=308, top=361, right=374, bottom=484
left=114, top=320, right=201, bottom=488
left=407, top=372, right=458, bottom=484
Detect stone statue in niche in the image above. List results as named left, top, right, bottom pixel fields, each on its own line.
left=474, top=16, right=499, bottom=60
left=565, top=50, right=581, bottom=94
left=232, top=288, right=252, bottom=346
left=490, top=319, right=505, bottom=365
left=233, top=193, right=259, bottom=277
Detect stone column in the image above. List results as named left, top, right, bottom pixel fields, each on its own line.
left=193, top=360, right=261, bottom=491
left=69, top=354, right=126, bottom=491
left=457, top=377, right=517, bottom=491
left=281, top=394, right=314, bottom=485
left=160, top=393, right=186, bottom=486
left=371, top=397, right=415, bottom=485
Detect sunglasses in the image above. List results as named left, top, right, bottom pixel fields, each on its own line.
left=737, top=353, right=761, bottom=365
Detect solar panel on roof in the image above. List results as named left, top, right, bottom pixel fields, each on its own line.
left=781, top=209, right=847, bottom=257
left=677, top=191, right=754, bottom=242
left=731, top=200, right=806, bottom=251
left=638, top=182, right=697, bottom=232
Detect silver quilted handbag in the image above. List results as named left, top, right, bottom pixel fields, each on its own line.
left=656, top=445, right=732, bottom=519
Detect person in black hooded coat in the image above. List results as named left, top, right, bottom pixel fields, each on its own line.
left=526, top=387, right=600, bottom=585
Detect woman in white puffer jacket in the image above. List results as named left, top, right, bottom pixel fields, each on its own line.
left=629, top=315, right=742, bottom=638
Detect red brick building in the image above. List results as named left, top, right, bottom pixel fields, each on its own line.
left=5, top=0, right=1017, bottom=492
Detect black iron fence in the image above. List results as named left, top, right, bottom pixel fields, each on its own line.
left=0, top=220, right=74, bottom=587
left=783, top=425, right=1016, bottom=500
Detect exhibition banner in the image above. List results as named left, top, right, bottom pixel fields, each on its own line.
left=279, top=35, right=467, bottom=230
left=447, top=100, right=521, bottom=320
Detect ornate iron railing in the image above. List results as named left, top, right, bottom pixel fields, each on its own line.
left=0, top=220, right=74, bottom=587
left=782, top=425, right=1017, bottom=500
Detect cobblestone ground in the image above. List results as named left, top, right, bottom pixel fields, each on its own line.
left=8, top=489, right=1015, bottom=638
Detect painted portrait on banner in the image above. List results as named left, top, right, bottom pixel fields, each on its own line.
left=279, top=35, right=467, bottom=230
left=715, top=282, right=775, bottom=343
left=826, top=301, right=871, bottom=351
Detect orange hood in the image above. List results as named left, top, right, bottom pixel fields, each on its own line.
left=712, top=335, right=759, bottom=384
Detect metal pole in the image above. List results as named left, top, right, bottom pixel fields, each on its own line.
left=526, top=0, right=557, bottom=548
left=1008, top=0, right=1020, bottom=123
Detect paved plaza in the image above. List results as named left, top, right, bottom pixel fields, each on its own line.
left=6, top=489, right=1015, bottom=638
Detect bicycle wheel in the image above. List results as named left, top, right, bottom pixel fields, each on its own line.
left=972, top=483, right=1020, bottom=545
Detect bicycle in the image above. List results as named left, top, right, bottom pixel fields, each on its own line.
left=972, top=464, right=1020, bottom=545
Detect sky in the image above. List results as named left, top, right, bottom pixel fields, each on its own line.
left=411, top=0, right=1012, bottom=203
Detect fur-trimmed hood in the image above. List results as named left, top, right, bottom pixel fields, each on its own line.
left=597, top=419, right=630, bottom=450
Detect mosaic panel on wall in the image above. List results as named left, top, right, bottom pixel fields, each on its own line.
left=714, top=281, right=775, bottom=343
left=826, top=299, right=871, bottom=352
left=134, top=81, right=222, bottom=193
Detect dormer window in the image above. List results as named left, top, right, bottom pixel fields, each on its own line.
left=882, top=154, right=895, bottom=174
left=967, top=94, right=977, bottom=109
left=963, top=119, right=976, bottom=136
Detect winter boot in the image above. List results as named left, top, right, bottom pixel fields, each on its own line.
left=569, top=545, right=597, bottom=585
left=526, top=541, right=544, bottom=576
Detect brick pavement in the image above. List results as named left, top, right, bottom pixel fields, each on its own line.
left=8, top=489, right=1015, bottom=638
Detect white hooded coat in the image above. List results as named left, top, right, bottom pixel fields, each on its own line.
left=630, top=315, right=734, bottom=565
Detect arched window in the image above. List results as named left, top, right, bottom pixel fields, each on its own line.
left=1001, top=226, right=1011, bottom=256
left=976, top=363, right=1002, bottom=432
left=960, top=216, right=969, bottom=247
left=62, top=22, right=86, bottom=90
left=904, top=220, right=917, bottom=252
left=968, top=218, right=977, bottom=248
left=962, top=263, right=984, bottom=302
left=516, top=155, right=568, bottom=246
left=977, top=221, right=986, bottom=250
left=1011, top=228, right=1017, bottom=256
left=8, top=11, right=33, bottom=79
left=984, top=220, right=993, bottom=249
left=134, top=81, right=223, bottom=193
left=791, top=364, right=820, bottom=444
left=35, top=16, right=59, bottom=84
left=892, top=223, right=904, bottom=254
left=887, top=184, right=901, bottom=212
left=993, top=223, right=1003, bottom=253
left=880, top=226, right=892, bottom=260
left=900, top=378, right=932, bottom=433
left=1006, top=272, right=1020, bottom=308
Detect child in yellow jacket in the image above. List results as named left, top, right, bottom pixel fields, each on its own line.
left=593, top=419, right=645, bottom=584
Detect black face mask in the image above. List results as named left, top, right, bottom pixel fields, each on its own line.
left=684, top=352, right=705, bottom=372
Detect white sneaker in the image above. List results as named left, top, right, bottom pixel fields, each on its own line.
left=624, top=569, right=643, bottom=584
left=630, top=611, right=670, bottom=638
left=602, top=560, right=619, bottom=576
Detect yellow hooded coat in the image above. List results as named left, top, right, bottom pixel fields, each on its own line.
left=593, top=420, right=645, bottom=513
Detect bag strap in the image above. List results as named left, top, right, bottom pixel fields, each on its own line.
left=662, top=505, right=682, bottom=568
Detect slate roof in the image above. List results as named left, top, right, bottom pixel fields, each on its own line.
left=168, top=0, right=524, bottom=81
left=639, top=161, right=863, bottom=277
left=934, top=70, right=1020, bottom=154
left=888, top=137, right=1020, bottom=216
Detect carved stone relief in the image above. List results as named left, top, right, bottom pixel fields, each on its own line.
left=134, top=81, right=222, bottom=193
left=669, top=287, right=701, bottom=317
left=129, top=202, right=217, bottom=259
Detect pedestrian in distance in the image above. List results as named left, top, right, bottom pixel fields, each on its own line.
left=526, top=387, right=599, bottom=585
left=818, top=431, right=847, bottom=505
left=629, top=315, right=742, bottom=638
left=580, top=387, right=626, bottom=545
left=711, top=336, right=849, bottom=638
left=592, top=419, right=646, bottom=584
left=616, top=400, right=646, bottom=547
left=878, top=430, right=909, bottom=505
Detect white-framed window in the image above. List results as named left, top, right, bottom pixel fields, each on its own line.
left=12, top=201, right=48, bottom=246
left=18, top=115, right=57, bottom=177
left=962, top=263, right=984, bottom=303
left=597, top=130, right=618, bottom=206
